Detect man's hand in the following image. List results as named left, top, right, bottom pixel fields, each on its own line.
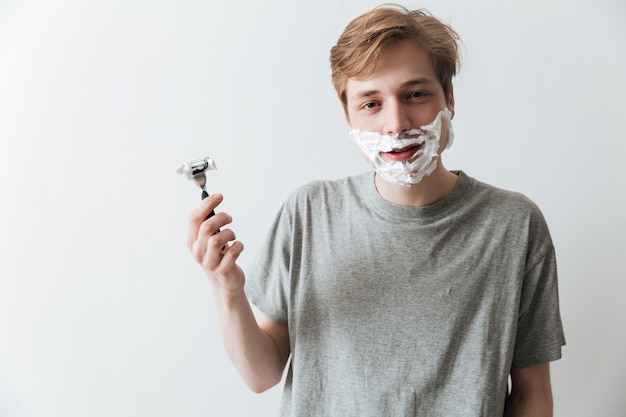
left=187, top=193, right=245, bottom=296
left=185, top=193, right=290, bottom=392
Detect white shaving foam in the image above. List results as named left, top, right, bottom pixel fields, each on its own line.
left=349, top=108, right=454, bottom=187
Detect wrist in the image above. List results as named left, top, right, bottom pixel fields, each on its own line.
left=211, top=283, right=247, bottom=309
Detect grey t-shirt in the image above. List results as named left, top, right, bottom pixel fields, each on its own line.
left=246, top=171, right=565, bottom=417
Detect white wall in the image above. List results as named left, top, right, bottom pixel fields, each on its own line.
left=1, top=0, right=624, bottom=415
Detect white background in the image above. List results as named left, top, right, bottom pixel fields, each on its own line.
left=1, top=0, right=625, bottom=416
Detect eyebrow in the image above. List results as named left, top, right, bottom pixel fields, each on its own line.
left=351, top=77, right=438, bottom=100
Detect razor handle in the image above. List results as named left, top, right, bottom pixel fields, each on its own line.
left=202, top=191, right=223, bottom=248
left=201, top=190, right=217, bottom=220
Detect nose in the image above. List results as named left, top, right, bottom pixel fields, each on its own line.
left=382, top=100, right=411, bottom=135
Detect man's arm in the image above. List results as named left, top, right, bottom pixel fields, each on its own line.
left=187, top=193, right=291, bottom=393
left=212, top=289, right=290, bottom=393
left=503, top=362, right=554, bottom=417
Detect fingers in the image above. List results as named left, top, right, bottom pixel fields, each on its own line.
left=187, top=193, right=224, bottom=250
left=213, top=241, right=244, bottom=275
left=195, top=226, right=235, bottom=270
left=193, top=229, right=245, bottom=291
left=208, top=241, right=246, bottom=293
left=187, top=193, right=242, bottom=273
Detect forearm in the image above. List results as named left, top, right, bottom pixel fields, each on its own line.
left=504, top=362, right=554, bottom=417
left=503, top=384, right=553, bottom=417
left=212, top=287, right=288, bottom=393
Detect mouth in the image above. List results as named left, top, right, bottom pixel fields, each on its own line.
left=381, top=144, right=422, bottom=162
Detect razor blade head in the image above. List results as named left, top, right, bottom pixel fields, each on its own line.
left=176, top=157, right=218, bottom=181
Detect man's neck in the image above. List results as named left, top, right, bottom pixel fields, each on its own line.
left=374, top=165, right=459, bottom=207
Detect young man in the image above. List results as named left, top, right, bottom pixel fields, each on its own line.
left=186, top=5, right=565, bottom=416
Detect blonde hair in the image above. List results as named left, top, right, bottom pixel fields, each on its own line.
left=330, top=4, right=460, bottom=113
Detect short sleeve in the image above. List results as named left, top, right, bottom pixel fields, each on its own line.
left=512, top=242, right=566, bottom=368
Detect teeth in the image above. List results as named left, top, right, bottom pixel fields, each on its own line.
left=391, top=144, right=420, bottom=153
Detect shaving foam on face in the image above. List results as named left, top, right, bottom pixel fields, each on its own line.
left=349, top=108, right=454, bottom=187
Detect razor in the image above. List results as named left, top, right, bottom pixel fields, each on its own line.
left=177, top=156, right=219, bottom=220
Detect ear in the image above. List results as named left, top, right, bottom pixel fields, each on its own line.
left=447, top=84, right=455, bottom=119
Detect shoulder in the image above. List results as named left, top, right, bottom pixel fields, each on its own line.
left=463, top=172, right=554, bottom=258
left=465, top=173, right=545, bottom=221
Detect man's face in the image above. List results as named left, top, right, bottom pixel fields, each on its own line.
left=345, top=40, right=454, bottom=163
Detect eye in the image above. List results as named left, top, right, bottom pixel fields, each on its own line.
left=362, top=102, right=379, bottom=110
left=408, top=91, right=426, bottom=99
